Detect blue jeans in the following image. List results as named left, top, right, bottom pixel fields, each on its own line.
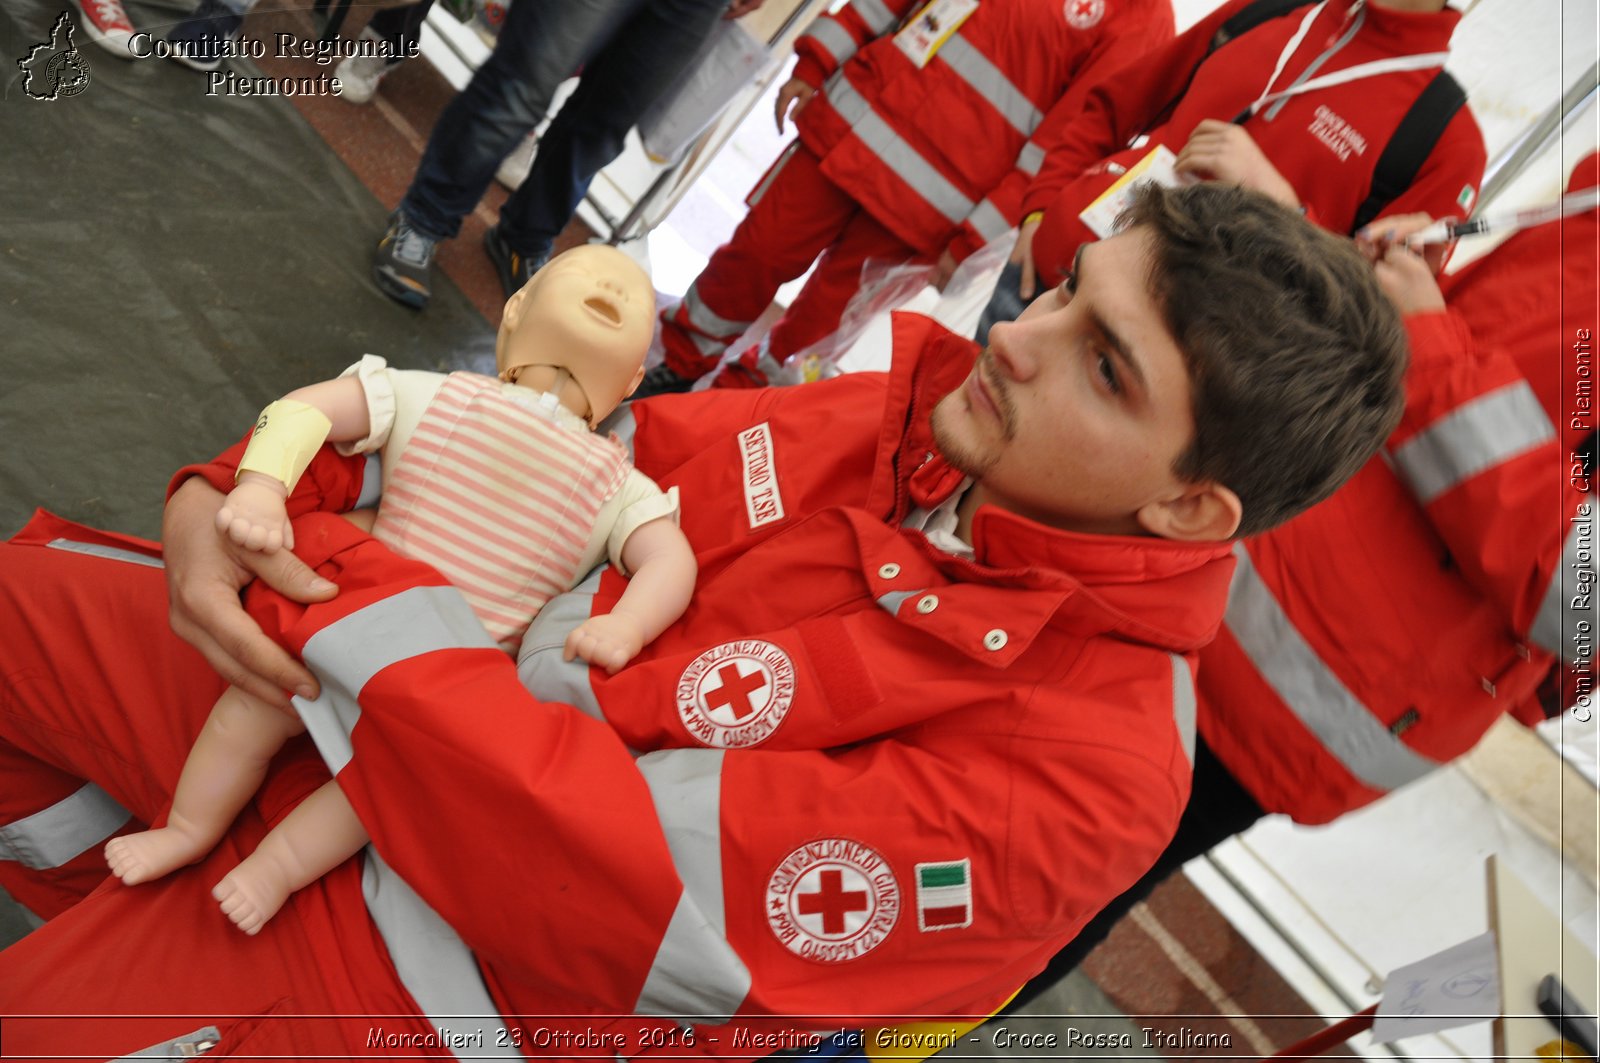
left=400, top=0, right=726, bottom=261
left=973, top=260, right=1041, bottom=347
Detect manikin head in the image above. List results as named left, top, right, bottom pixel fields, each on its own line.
left=931, top=183, right=1407, bottom=542
left=495, top=244, right=656, bottom=427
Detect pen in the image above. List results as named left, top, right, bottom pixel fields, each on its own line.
left=1403, top=186, right=1600, bottom=248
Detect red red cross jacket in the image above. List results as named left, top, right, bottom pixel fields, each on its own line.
left=788, top=0, right=1172, bottom=262
left=1194, top=171, right=1597, bottom=824
left=175, top=315, right=1231, bottom=1053
left=1023, top=0, right=1486, bottom=285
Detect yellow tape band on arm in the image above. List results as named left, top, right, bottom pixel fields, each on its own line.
left=236, top=398, right=334, bottom=492
left=1022, top=210, right=1045, bottom=226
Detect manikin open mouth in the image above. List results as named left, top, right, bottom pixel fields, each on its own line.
left=583, top=297, right=622, bottom=326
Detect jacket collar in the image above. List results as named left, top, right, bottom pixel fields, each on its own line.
left=870, top=313, right=1236, bottom=654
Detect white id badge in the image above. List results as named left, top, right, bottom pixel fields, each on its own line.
left=1078, top=145, right=1186, bottom=238
left=894, top=0, right=980, bottom=68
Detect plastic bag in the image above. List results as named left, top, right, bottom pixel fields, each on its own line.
left=638, top=21, right=775, bottom=165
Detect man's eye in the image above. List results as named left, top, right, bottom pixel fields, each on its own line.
left=1060, top=273, right=1077, bottom=299
left=1096, top=351, right=1121, bottom=395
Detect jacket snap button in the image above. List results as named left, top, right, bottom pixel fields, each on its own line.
left=916, top=594, right=939, bottom=614
left=983, top=629, right=1008, bottom=651
left=879, top=563, right=901, bottom=579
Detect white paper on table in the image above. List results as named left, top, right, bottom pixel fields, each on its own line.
left=1371, top=931, right=1502, bottom=1043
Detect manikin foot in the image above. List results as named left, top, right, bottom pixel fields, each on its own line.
left=212, top=857, right=293, bottom=935
left=105, top=828, right=211, bottom=885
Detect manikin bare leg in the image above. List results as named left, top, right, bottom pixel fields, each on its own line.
left=213, top=780, right=370, bottom=935
left=106, top=686, right=304, bottom=885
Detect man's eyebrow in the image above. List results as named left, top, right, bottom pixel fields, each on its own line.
left=1078, top=244, right=1148, bottom=394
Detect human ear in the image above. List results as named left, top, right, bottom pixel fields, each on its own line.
left=1135, top=482, right=1243, bottom=542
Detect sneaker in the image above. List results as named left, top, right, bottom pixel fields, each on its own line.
left=74, top=0, right=136, bottom=58
left=494, top=132, right=539, bottom=192
left=471, top=0, right=507, bottom=46
left=373, top=211, right=438, bottom=309
left=336, top=28, right=400, bottom=104
left=165, top=0, right=244, bottom=72
left=631, top=363, right=699, bottom=400
left=483, top=225, right=544, bottom=299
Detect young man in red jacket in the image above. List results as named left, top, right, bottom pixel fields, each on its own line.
left=980, top=0, right=1485, bottom=341
left=1006, top=162, right=1598, bottom=1004
left=0, top=186, right=1407, bottom=1058
left=644, top=0, right=1173, bottom=397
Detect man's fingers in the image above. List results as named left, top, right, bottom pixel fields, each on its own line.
left=244, top=546, right=338, bottom=605
left=170, top=604, right=304, bottom=708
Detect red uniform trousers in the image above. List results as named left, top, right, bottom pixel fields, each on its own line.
left=657, top=145, right=923, bottom=383
left=0, top=514, right=436, bottom=1060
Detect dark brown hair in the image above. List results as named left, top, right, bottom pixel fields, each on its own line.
left=1121, top=183, right=1408, bottom=537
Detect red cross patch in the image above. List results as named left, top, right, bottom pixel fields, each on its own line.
left=766, top=839, right=900, bottom=963
left=1065, top=0, right=1105, bottom=28
left=676, top=640, right=796, bottom=748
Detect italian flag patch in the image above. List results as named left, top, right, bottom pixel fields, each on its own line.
left=916, top=860, right=972, bottom=931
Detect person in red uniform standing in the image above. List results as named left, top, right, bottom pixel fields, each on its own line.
left=0, top=186, right=1409, bottom=1059
left=1004, top=158, right=1599, bottom=1006
left=979, top=0, right=1485, bottom=341
left=642, top=0, right=1174, bottom=397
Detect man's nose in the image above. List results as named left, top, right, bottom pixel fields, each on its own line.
left=986, top=321, right=1039, bottom=382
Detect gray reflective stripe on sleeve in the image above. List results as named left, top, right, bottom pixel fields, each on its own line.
left=45, top=538, right=163, bottom=569
left=966, top=199, right=1011, bottom=243
left=301, top=585, right=498, bottom=694
left=877, top=590, right=916, bottom=615
left=295, top=585, right=498, bottom=772
left=518, top=568, right=607, bottom=723
left=1016, top=141, right=1045, bottom=177
left=362, top=849, right=526, bottom=1059
left=854, top=0, right=898, bottom=34
left=1531, top=515, right=1597, bottom=661
left=936, top=37, right=1041, bottom=136
left=683, top=285, right=754, bottom=340
left=1169, top=654, right=1196, bottom=767
left=827, top=79, right=973, bottom=226
left=633, top=749, right=752, bottom=1020
left=286, top=586, right=523, bottom=1056
left=112, top=1026, right=221, bottom=1059
left=1226, top=545, right=1440, bottom=792
left=0, top=782, right=132, bottom=869
left=1391, top=383, right=1555, bottom=505
left=354, top=452, right=384, bottom=509
left=801, top=17, right=860, bottom=67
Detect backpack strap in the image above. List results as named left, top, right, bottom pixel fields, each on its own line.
left=1350, top=69, right=1468, bottom=233
left=1212, top=0, right=1318, bottom=52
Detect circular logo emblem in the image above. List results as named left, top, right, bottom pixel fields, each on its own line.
left=766, top=839, right=900, bottom=963
left=47, top=50, right=91, bottom=98
left=676, top=640, right=795, bottom=748
left=1065, top=0, right=1105, bottom=28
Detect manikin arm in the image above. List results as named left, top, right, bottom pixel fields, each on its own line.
left=562, top=516, right=697, bottom=673
left=218, top=377, right=374, bottom=554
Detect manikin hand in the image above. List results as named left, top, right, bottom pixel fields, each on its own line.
left=930, top=248, right=959, bottom=292
left=165, top=478, right=337, bottom=709
left=217, top=472, right=295, bottom=553
left=564, top=611, right=648, bottom=674
left=1174, top=120, right=1300, bottom=208
left=775, top=77, right=815, bottom=133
